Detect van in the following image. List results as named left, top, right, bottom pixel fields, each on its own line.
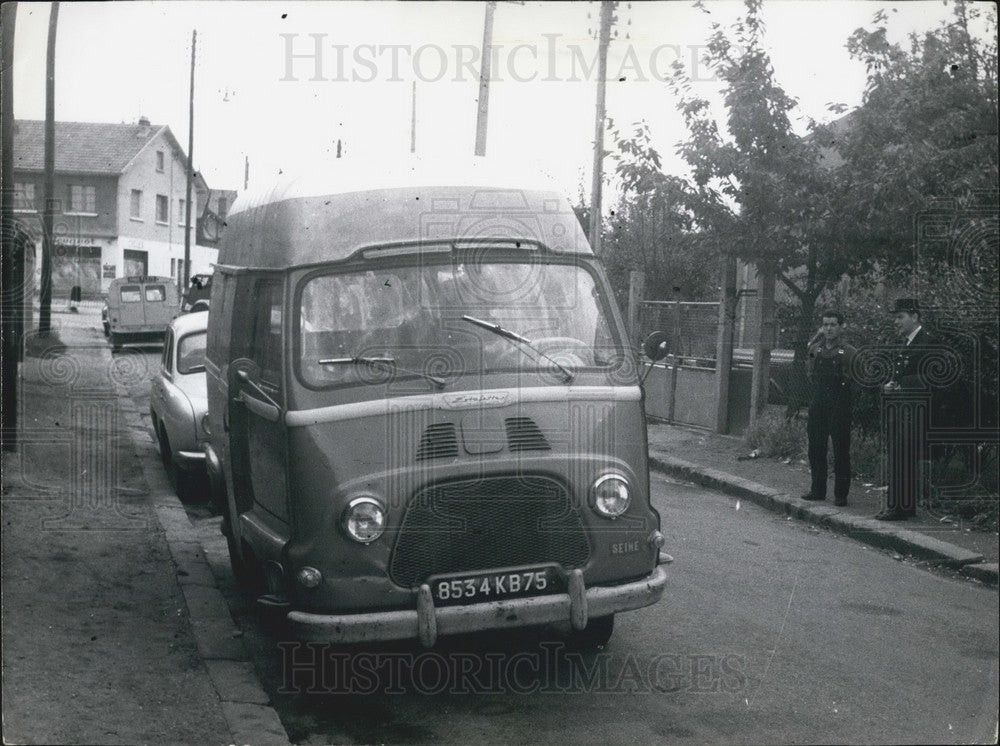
left=204, top=158, right=669, bottom=648
left=102, top=275, right=181, bottom=350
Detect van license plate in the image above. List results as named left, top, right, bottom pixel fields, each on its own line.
left=430, top=567, right=560, bottom=606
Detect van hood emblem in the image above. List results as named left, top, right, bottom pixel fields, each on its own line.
left=442, top=391, right=511, bottom=409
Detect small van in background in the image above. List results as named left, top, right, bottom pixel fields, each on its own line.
left=102, top=275, right=181, bottom=350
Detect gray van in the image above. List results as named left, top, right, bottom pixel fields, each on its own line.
left=102, top=275, right=181, bottom=350
left=203, top=158, right=668, bottom=648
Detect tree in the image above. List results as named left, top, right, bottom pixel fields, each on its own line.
left=824, top=1, right=998, bottom=270
left=666, top=0, right=997, bottom=414
left=820, top=1, right=998, bottom=438
left=667, top=0, right=861, bottom=414
left=603, top=120, right=717, bottom=310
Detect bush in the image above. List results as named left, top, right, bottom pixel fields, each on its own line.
left=849, top=430, right=882, bottom=482
left=744, top=409, right=806, bottom=459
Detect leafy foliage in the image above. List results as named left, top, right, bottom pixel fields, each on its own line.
left=819, top=0, right=999, bottom=268
left=602, top=120, right=718, bottom=308
left=662, top=0, right=997, bottom=409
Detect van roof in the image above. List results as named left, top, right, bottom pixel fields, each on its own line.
left=220, top=156, right=592, bottom=269
left=110, top=275, right=174, bottom=286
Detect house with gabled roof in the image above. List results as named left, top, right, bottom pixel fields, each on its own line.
left=11, top=116, right=235, bottom=299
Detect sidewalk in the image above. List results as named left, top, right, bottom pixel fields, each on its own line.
left=647, top=420, right=999, bottom=585
left=1, top=307, right=287, bottom=745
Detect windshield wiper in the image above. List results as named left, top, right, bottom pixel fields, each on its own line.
left=460, top=315, right=575, bottom=383
left=318, top=356, right=447, bottom=389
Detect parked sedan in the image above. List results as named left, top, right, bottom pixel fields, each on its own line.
left=150, top=310, right=209, bottom=502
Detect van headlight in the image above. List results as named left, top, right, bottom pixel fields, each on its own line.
left=590, top=474, right=631, bottom=518
left=342, top=496, right=387, bottom=544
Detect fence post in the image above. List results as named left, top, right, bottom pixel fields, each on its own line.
left=749, top=261, right=776, bottom=428
left=627, top=270, right=645, bottom=349
left=715, top=255, right=738, bottom=434
left=666, top=299, right=681, bottom=421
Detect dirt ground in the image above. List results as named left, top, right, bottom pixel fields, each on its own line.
left=1, top=312, right=231, bottom=744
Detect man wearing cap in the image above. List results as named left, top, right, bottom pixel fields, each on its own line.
left=878, top=298, right=935, bottom=520
left=801, top=311, right=857, bottom=506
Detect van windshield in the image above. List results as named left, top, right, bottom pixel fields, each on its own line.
left=297, top=261, right=622, bottom=388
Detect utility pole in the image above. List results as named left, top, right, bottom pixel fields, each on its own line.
left=410, top=80, right=417, bottom=154
left=474, top=1, right=496, bottom=156
left=2, top=1, right=20, bottom=450
left=589, top=1, right=613, bottom=254
left=183, top=29, right=196, bottom=290
left=39, top=2, right=59, bottom=335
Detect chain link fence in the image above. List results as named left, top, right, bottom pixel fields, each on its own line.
left=637, top=294, right=769, bottom=362
left=637, top=301, right=719, bottom=362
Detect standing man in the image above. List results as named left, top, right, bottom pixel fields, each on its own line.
left=802, top=311, right=857, bottom=506
left=877, top=298, right=935, bottom=521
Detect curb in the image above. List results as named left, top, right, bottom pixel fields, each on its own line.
left=649, top=453, right=997, bottom=586
left=111, top=363, right=290, bottom=745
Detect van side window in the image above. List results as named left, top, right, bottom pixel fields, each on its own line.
left=146, top=285, right=166, bottom=302
left=251, top=280, right=283, bottom=386
left=120, top=286, right=141, bottom=303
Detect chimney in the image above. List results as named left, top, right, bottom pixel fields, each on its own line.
left=137, top=115, right=151, bottom=137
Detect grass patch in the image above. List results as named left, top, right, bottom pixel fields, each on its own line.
left=743, top=410, right=806, bottom=460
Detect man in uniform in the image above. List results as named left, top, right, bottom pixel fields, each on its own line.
left=802, top=311, right=857, bottom=506
left=877, top=298, right=936, bottom=521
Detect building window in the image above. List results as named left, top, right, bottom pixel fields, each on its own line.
left=156, top=194, right=169, bottom=224
left=13, top=182, right=36, bottom=212
left=177, top=198, right=186, bottom=225
left=156, top=151, right=165, bottom=172
left=67, top=184, right=96, bottom=214
left=217, top=196, right=228, bottom=220
left=130, top=189, right=143, bottom=220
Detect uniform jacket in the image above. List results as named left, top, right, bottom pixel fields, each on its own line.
left=806, top=339, right=857, bottom=407
left=892, top=327, right=935, bottom=390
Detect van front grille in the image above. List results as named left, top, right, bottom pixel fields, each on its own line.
left=505, top=416, right=551, bottom=452
left=389, top=476, right=590, bottom=588
left=415, top=423, right=459, bottom=461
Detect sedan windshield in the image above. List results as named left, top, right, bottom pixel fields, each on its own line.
left=297, top=260, right=622, bottom=388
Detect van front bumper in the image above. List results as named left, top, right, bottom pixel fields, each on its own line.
left=285, top=565, right=667, bottom=647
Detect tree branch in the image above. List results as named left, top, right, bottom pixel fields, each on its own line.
left=778, top=272, right=807, bottom=301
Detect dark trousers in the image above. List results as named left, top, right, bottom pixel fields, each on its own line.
left=807, top=400, right=851, bottom=500
left=884, top=395, right=928, bottom=516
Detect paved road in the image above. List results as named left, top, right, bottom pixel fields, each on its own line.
left=127, top=348, right=999, bottom=745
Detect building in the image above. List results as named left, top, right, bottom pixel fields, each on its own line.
left=10, top=117, right=236, bottom=299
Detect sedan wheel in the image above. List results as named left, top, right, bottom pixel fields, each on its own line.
left=156, top=425, right=202, bottom=504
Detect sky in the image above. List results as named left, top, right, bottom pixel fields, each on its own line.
left=11, top=1, right=996, bottom=199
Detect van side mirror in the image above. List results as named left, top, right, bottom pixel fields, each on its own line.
left=230, top=358, right=261, bottom=387
left=643, top=331, right=670, bottom=362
